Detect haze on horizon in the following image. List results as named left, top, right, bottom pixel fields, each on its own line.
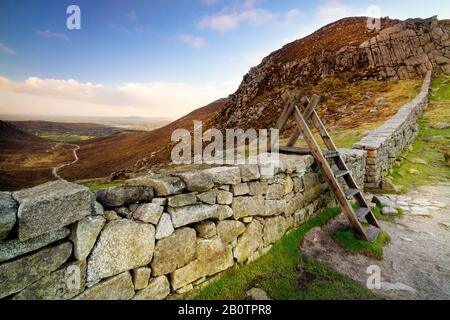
left=0, top=0, right=449, bottom=120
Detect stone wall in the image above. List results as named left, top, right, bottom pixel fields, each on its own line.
left=353, top=72, right=431, bottom=189
left=0, top=150, right=365, bottom=300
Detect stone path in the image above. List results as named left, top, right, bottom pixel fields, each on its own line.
left=52, top=143, right=80, bottom=181
left=301, top=185, right=450, bottom=300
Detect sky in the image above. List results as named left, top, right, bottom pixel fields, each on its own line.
left=0, top=0, right=449, bottom=119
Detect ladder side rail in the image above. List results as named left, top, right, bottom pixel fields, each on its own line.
left=291, top=105, right=368, bottom=240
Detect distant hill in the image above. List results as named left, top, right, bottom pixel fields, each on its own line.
left=0, top=121, right=75, bottom=190
left=9, top=120, right=123, bottom=142
left=58, top=98, right=227, bottom=181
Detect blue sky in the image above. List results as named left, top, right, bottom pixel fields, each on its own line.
left=0, top=0, right=449, bottom=118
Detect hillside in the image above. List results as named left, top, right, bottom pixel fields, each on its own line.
left=0, top=121, right=75, bottom=190
left=58, top=98, right=227, bottom=181
left=10, top=121, right=123, bottom=142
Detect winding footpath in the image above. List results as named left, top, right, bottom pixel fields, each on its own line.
left=52, top=143, right=80, bottom=181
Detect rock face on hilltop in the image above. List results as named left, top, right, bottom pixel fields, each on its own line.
left=214, top=16, right=450, bottom=129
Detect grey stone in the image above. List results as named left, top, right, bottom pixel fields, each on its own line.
left=233, top=220, right=264, bottom=264
left=176, top=284, right=194, bottom=294
left=239, top=164, right=260, bottom=182
left=150, top=227, right=196, bottom=276
left=152, top=197, right=167, bottom=206
left=0, top=192, right=17, bottom=241
left=216, top=190, right=233, bottom=205
left=133, top=203, right=164, bottom=224
left=0, top=242, right=72, bottom=299
left=409, top=158, right=428, bottom=165
left=133, top=275, right=170, bottom=300
left=195, top=220, right=217, bottom=238
left=245, top=288, right=272, bottom=300
left=171, top=237, right=234, bottom=289
left=155, top=213, right=174, bottom=240
left=87, top=220, right=155, bottom=283
left=216, top=205, right=233, bottom=220
left=303, top=172, right=320, bottom=189
left=95, top=185, right=154, bottom=208
left=93, top=202, right=104, bottom=216
left=104, top=210, right=119, bottom=221
left=248, top=181, right=268, bottom=195
left=266, top=184, right=284, bottom=200
left=168, top=192, right=197, bottom=207
left=115, top=206, right=130, bottom=218
left=127, top=174, right=185, bottom=196
left=231, top=183, right=250, bottom=196
left=263, top=216, right=288, bottom=246
left=168, top=204, right=218, bottom=228
left=13, top=181, right=95, bottom=241
left=12, top=260, right=86, bottom=300
left=0, top=228, right=70, bottom=263
left=203, top=167, right=241, bottom=185
left=74, top=271, right=134, bottom=300
left=71, top=215, right=106, bottom=261
left=264, top=200, right=286, bottom=216
left=232, top=196, right=265, bottom=219
left=197, top=189, right=217, bottom=205
left=132, top=267, right=151, bottom=290
left=217, top=220, right=246, bottom=244
left=173, top=171, right=214, bottom=192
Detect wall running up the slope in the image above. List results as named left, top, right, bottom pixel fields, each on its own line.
left=353, top=71, right=432, bottom=189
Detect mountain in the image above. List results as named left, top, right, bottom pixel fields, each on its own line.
left=9, top=121, right=123, bottom=140
left=57, top=98, right=227, bottom=181
left=0, top=121, right=75, bottom=190
left=214, top=16, right=450, bottom=131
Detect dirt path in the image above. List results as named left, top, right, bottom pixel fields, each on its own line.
left=301, top=185, right=450, bottom=300
left=52, top=143, right=80, bottom=181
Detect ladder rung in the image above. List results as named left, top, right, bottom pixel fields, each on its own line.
left=344, top=188, right=360, bottom=199
left=355, top=207, right=370, bottom=219
left=279, top=146, right=339, bottom=159
left=333, top=169, right=349, bottom=178
left=365, top=226, right=381, bottom=243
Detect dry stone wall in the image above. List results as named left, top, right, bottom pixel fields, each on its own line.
left=0, top=150, right=365, bottom=300
left=353, top=72, right=431, bottom=189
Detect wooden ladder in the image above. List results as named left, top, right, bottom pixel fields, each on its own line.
left=274, top=90, right=381, bottom=242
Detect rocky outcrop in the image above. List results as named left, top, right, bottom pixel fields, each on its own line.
left=214, top=17, right=449, bottom=130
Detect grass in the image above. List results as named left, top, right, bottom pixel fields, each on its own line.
left=371, top=205, right=402, bottom=223
left=39, top=133, right=93, bottom=142
left=390, top=76, right=450, bottom=188
left=89, top=180, right=124, bottom=191
left=191, top=207, right=380, bottom=300
left=333, top=229, right=391, bottom=260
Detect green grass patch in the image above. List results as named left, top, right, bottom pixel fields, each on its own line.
left=89, top=181, right=124, bottom=191
left=191, top=207, right=380, bottom=300
left=334, top=229, right=391, bottom=260
left=391, top=77, right=450, bottom=188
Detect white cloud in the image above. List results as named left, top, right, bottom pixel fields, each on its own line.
left=315, top=0, right=353, bottom=22
left=281, top=9, right=305, bottom=27
left=201, top=0, right=219, bottom=5
left=198, top=0, right=273, bottom=33
left=36, top=29, right=69, bottom=41
left=0, top=42, right=15, bottom=55
left=177, top=34, right=205, bottom=49
left=199, top=8, right=273, bottom=32
left=0, top=76, right=237, bottom=118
